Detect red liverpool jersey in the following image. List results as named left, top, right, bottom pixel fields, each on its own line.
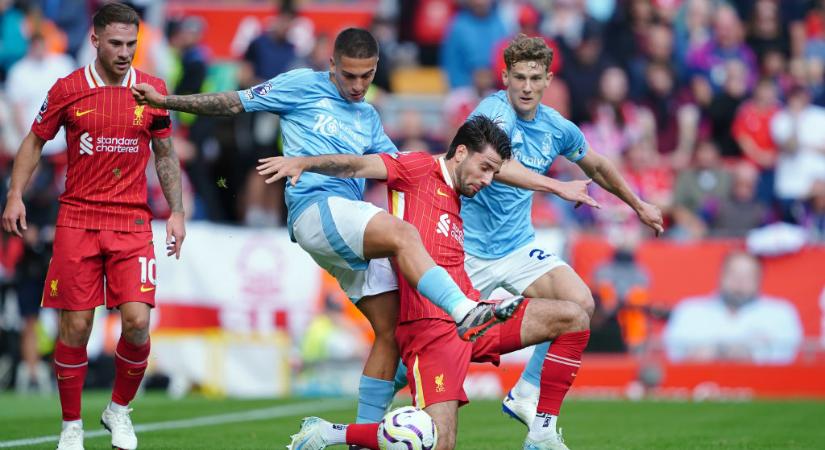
left=31, top=63, right=171, bottom=232
left=380, top=152, right=480, bottom=323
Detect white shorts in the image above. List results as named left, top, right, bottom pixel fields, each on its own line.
left=465, top=241, right=568, bottom=299
left=292, top=196, right=398, bottom=302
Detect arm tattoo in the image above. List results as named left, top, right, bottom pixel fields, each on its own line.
left=304, top=156, right=361, bottom=178
left=163, top=91, right=244, bottom=116
left=152, top=136, right=185, bottom=213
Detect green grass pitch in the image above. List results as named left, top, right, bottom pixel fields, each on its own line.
left=1, top=392, right=823, bottom=449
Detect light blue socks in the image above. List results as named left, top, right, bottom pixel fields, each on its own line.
left=356, top=375, right=395, bottom=423
left=521, top=341, right=551, bottom=388
left=416, top=266, right=475, bottom=321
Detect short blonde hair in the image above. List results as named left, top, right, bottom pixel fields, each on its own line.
left=503, top=34, right=553, bottom=72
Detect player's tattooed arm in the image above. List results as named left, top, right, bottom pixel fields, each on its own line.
left=163, top=91, right=244, bottom=116
left=132, top=83, right=244, bottom=116
left=152, top=136, right=184, bottom=213
left=257, top=154, right=388, bottom=185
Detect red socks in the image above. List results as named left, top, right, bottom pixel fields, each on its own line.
left=346, top=423, right=380, bottom=449
left=54, top=340, right=88, bottom=421
left=538, top=330, right=590, bottom=415
left=112, top=337, right=150, bottom=406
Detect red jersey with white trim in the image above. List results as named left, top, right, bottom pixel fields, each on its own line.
left=380, top=152, right=480, bottom=323
left=31, top=63, right=171, bottom=232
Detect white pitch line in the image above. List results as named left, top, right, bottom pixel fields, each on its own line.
left=0, top=398, right=353, bottom=448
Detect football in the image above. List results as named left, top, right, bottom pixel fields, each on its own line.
left=377, top=406, right=438, bottom=450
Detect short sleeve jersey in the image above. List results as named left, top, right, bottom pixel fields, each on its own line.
left=462, top=91, right=588, bottom=258
left=380, top=152, right=480, bottom=323
left=238, top=69, right=397, bottom=232
left=31, top=64, right=171, bottom=231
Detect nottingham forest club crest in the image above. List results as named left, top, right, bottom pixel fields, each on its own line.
left=133, top=104, right=145, bottom=125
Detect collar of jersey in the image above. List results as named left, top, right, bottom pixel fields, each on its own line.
left=85, top=62, right=135, bottom=89
left=438, top=157, right=454, bottom=190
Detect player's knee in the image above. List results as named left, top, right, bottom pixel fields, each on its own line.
left=392, top=220, right=423, bottom=251
left=121, top=312, right=150, bottom=335
left=60, top=315, right=93, bottom=344
left=573, top=288, right=596, bottom=318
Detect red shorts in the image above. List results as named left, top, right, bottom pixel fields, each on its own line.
left=41, top=227, right=156, bottom=310
left=396, top=299, right=529, bottom=409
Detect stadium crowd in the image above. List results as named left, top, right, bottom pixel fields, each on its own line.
left=0, top=0, right=823, bottom=392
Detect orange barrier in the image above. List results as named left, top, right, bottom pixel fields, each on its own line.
left=571, top=237, right=825, bottom=337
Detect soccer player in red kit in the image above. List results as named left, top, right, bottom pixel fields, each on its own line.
left=260, top=116, right=590, bottom=450
left=1, top=4, right=185, bottom=450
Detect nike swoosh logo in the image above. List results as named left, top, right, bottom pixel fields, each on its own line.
left=127, top=369, right=145, bottom=376
left=436, top=188, right=449, bottom=197
left=140, top=285, right=155, bottom=293
left=57, top=374, right=75, bottom=380
left=75, top=109, right=95, bottom=117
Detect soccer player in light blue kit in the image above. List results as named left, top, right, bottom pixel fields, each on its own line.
left=464, top=35, right=664, bottom=449
left=132, top=28, right=523, bottom=434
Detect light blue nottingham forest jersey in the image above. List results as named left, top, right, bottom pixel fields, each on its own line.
left=238, top=69, right=397, bottom=232
left=462, top=90, right=588, bottom=259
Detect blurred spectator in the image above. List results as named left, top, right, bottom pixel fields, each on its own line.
left=371, top=17, right=398, bottom=92
left=686, top=4, right=757, bottom=93
left=167, top=16, right=209, bottom=128
left=746, top=0, right=790, bottom=61
left=581, top=66, right=655, bottom=163
left=590, top=234, right=651, bottom=353
left=168, top=17, right=209, bottom=97
left=664, top=251, right=803, bottom=364
left=5, top=32, right=74, bottom=156
left=732, top=78, right=781, bottom=170
left=440, top=0, right=509, bottom=88
left=770, top=86, right=825, bottom=213
left=0, top=0, right=28, bottom=81
left=760, top=48, right=795, bottom=97
left=35, top=0, right=89, bottom=58
left=604, top=0, right=658, bottom=72
left=443, top=67, right=495, bottom=134
left=296, top=33, right=331, bottom=72
left=391, top=110, right=443, bottom=154
left=400, top=0, right=453, bottom=66
left=9, top=145, right=61, bottom=392
left=707, top=59, right=750, bottom=159
left=672, top=0, right=714, bottom=69
left=797, top=178, right=825, bottom=241
left=242, top=10, right=297, bottom=85
left=710, top=162, right=770, bottom=237
left=671, top=140, right=732, bottom=239
left=628, top=22, right=680, bottom=99
left=560, top=20, right=612, bottom=124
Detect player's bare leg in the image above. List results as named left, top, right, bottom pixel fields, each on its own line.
left=362, top=212, right=523, bottom=341
left=101, top=302, right=150, bottom=450
left=505, top=267, right=593, bottom=440
left=352, top=290, right=400, bottom=430
left=56, top=309, right=94, bottom=450
left=517, top=299, right=590, bottom=450
left=423, top=401, right=459, bottom=450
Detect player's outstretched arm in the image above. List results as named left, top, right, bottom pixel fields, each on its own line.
left=152, top=136, right=186, bottom=259
left=576, top=149, right=665, bottom=235
left=257, top=154, right=388, bottom=185
left=495, top=158, right=600, bottom=208
left=2, top=132, right=46, bottom=237
left=132, top=83, right=244, bottom=116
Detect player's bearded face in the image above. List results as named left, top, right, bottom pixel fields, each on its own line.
left=455, top=146, right=503, bottom=197
left=92, top=23, right=138, bottom=80
left=503, top=61, right=550, bottom=118
left=329, top=55, right=378, bottom=102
